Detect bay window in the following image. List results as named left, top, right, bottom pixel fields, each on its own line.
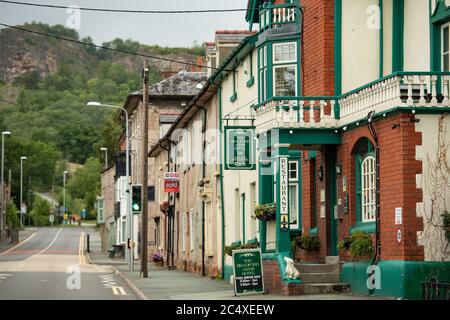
left=273, top=42, right=297, bottom=97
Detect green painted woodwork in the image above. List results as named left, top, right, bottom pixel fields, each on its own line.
left=224, top=264, right=234, bottom=282
left=273, top=128, right=341, bottom=145
left=274, top=146, right=292, bottom=254
left=247, top=76, right=255, bottom=88
left=340, top=260, right=450, bottom=299
left=231, top=240, right=242, bottom=247
left=224, top=126, right=256, bottom=171
left=350, top=221, right=376, bottom=235
left=392, top=0, right=404, bottom=72
left=309, top=227, right=318, bottom=236
left=327, top=147, right=338, bottom=256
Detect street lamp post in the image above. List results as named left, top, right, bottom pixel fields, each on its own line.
left=63, top=170, right=68, bottom=224
left=100, top=147, right=108, bottom=169
left=20, top=156, right=27, bottom=226
left=1, top=131, right=11, bottom=240
left=87, top=102, right=133, bottom=272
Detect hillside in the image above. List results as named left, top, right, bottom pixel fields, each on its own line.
left=0, top=22, right=205, bottom=206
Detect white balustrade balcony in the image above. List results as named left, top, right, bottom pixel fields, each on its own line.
left=254, top=72, right=450, bottom=132
left=259, top=3, right=300, bottom=32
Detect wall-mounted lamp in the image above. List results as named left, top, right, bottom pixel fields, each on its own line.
left=392, top=123, right=401, bottom=129
left=336, top=164, right=342, bottom=175
left=318, top=165, right=324, bottom=181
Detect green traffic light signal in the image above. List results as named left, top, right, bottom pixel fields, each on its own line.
left=132, top=185, right=142, bottom=213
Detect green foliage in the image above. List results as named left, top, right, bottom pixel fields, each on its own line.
left=338, top=231, right=374, bottom=259
left=295, top=235, right=321, bottom=252
left=30, top=195, right=51, bottom=226
left=3, top=137, right=60, bottom=208
left=13, top=70, right=41, bottom=89
left=224, top=242, right=260, bottom=256
left=254, top=203, right=276, bottom=221
left=6, top=200, right=20, bottom=230
left=66, top=157, right=102, bottom=213
left=442, top=211, right=450, bottom=243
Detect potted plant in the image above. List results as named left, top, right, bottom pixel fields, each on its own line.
left=152, top=252, right=164, bottom=266
left=224, top=241, right=260, bottom=256
left=254, top=203, right=276, bottom=221
left=338, top=231, right=373, bottom=261
left=295, top=235, right=321, bottom=252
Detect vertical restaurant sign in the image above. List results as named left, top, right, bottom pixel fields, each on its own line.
left=225, top=127, right=255, bottom=170
left=280, top=157, right=288, bottom=214
left=164, top=172, right=179, bottom=193
left=280, top=157, right=289, bottom=231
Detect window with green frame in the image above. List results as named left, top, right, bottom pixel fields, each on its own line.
left=273, top=41, right=297, bottom=97
left=257, top=40, right=299, bottom=104
left=354, top=138, right=376, bottom=231
left=258, top=45, right=267, bottom=102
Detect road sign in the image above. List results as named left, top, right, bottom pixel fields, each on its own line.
left=49, top=215, right=54, bottom=223
left=81, top=209, right=87, bottom=219
left=232, top=249, right=264, bottom=296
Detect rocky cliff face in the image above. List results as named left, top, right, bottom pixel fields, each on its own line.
left=0, top=25, right=203, bottom=83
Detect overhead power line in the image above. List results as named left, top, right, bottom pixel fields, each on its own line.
left=0, top=1, right=246, bottom=14
left=0, top=22, right=226, bottom=71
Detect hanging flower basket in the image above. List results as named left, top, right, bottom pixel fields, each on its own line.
left=254, top=203, right=277, bottom=221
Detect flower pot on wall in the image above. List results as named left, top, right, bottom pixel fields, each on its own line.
left=254, top=203, right=277, bottom=222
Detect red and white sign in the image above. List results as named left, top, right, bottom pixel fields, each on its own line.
left=164, top=172, right=179, bottom=193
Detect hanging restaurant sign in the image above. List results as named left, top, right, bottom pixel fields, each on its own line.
left=224, top=126, right=256, bottom=170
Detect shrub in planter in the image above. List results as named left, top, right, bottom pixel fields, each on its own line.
left=254, top=203, right=276, bottom=221
left=295, top=235, right=321, bottom=252
left=338, top=231, right=373, bottom=260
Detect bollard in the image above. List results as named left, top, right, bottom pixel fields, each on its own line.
left=86, top=233, right=90, bottom=253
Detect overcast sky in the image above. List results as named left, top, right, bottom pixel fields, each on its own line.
left=0, top=0, right=249, bottom=47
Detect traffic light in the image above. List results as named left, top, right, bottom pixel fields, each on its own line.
left=131, top=185, right=142, bottom=214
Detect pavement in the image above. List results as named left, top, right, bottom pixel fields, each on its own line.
left=0, top=228, right=36, bottom=253
left=0, top=226, right=137, bottom=300
left=84, top=228, right=388, bottom=300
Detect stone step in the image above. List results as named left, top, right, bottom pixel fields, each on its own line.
left=299, top=272, right=341, bottom=284
left=301, top=283, right=351, bottom=295
left=295, top=263, right=340, bottom=274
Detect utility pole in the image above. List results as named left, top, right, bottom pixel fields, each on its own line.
left=140, top=60, right=149, bottom=278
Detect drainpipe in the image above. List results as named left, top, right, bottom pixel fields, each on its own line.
left=218, top=86, right=226, bottom=279
left=367, top=111, right=380, bottom=265
left=196, top=104, right=208, bottom=277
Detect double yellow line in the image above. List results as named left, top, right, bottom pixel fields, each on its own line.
left=78, top=232, right=86, bottom=265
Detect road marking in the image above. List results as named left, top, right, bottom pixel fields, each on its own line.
left=23, top=228, right=63, bottom=262
left=0, top=273, right=13, bottom=282
left=0, top=232, right=36, bottom=255
left=112, top=286, right=127, bottom=295
left=99, top=274, right=117, bottom=288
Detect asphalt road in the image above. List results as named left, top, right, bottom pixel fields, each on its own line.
left=0, top=227, right=137, bottom=300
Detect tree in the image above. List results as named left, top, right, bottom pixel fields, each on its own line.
left=30, top=195, right=51, bottom=226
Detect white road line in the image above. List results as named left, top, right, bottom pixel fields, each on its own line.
left=23, top=228, right=63, bottom=262
left=112, top=286, right=127, bottom=295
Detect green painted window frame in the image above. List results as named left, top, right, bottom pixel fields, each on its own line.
left=257, top=38, right=300, bottom=104
left=352, top=139, right=376, bottom=235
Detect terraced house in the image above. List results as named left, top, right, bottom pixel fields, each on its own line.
left=139, top=0, right=450, bottom=300
left=234, top=0, right=450, bottom=299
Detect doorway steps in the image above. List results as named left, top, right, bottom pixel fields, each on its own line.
left=294, top=256, right=351, bottom=295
